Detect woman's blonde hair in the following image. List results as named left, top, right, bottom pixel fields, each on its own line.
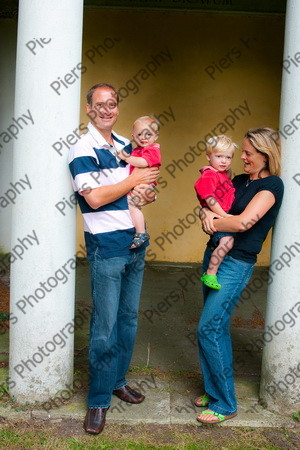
left=206, top=135, right=237, bottom=156
left=245, top=128, right=281, bottom=176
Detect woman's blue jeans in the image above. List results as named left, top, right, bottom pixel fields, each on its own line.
left=88, top=248, right=145, bottom=408
left=197, top=247, right=254, bottom=415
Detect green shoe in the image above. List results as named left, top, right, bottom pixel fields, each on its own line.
left=197, top=409, right=237, bottom=424
left=200, top=273, right=221, bottom=290
left=194, top=393, right=210, bottom=407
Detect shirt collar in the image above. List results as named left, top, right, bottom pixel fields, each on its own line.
left=87, top=122, right=114, bottom=148
left=199, top=165, right=219, bottom=173
left=88, top=122, right=126, bottom=162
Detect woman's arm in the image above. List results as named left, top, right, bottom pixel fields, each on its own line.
left=201, top=190, right=276, bottom=234
left=205, top=196, right=230, bottom=217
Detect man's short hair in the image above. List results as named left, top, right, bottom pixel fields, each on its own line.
left=86, top=83, right=119, bottom=105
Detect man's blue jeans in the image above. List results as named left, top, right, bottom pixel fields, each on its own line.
left=197, top=247, right=254, bottom=415
left=88, top=247, right=145, bottom=408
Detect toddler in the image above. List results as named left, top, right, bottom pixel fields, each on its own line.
left=118, top=115, right=161, bottom=249
left=194, top=135, right=237, bottom=290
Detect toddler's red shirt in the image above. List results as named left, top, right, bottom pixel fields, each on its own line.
left=194, top=166, right=235, bottom=212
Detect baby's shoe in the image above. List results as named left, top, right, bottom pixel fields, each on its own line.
left=130, top=232, right=150, bottom=249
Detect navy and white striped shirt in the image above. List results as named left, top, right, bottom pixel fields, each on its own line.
left=68, top=122, right=139, bottom=258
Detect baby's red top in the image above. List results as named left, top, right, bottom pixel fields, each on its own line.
left=194, top=166, right=235, bottom=212
left=129, top=143, right=161, bottom=174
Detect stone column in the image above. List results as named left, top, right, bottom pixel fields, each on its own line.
left=260, top=0, right=300, bottom=413
left=9, top=0, right=84, bottom=403
left=0, top=18, right=17, bottom=253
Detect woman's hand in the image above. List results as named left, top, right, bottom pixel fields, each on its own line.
left=199, top=208, right=222, bottom=234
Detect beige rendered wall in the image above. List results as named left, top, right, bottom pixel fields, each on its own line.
left=74, top=9, right=284, bottom=265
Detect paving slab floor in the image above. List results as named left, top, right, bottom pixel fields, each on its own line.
left=0, top=261, right=298, bottom=429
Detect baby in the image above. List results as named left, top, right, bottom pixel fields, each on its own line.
left=194, top=135, right=237, bottom=290
left=118, top=115, right=161, bottom=249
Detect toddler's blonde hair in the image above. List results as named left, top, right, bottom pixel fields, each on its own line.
left=206, top=135, right=237, bottom=156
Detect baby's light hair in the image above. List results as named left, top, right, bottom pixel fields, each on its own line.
left=133, top=115, right=160, bottom=133
left=206, top=135, right=237, bottom=156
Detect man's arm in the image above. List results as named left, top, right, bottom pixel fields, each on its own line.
left=82, top=167, right=159, bottom=209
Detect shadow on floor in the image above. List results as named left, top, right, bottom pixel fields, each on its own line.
left=74, top=260, right=268, bottom=379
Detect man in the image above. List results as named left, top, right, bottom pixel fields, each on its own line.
left=68, top=83, right=158, bottom=434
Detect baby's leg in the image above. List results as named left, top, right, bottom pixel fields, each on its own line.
left=206, top=236, right=234, bottom=275
left=129, top=204, right=145, bottom=233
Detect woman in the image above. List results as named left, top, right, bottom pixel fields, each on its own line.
left=195, top=128, right=284, bottom=424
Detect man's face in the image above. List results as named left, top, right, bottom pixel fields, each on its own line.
left=86, top=87, right=119, bottom=134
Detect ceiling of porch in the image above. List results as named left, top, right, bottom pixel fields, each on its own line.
left=0, top=0, right=286, bottom=19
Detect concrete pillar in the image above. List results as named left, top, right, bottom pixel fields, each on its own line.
left=260, top=0, right=300, bottom=413
left=9, top=0, right=84, bottom=403
left=0, top=19, right=17, bottom=253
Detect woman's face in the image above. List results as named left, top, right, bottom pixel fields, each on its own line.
left=241, top=138, right=267, bottom=179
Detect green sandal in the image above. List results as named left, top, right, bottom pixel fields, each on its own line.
left=194, top=393, right=210, bottom=407
left=200, top=273, right=221, bottom=290
left=197, top=409, right=237, bottom=424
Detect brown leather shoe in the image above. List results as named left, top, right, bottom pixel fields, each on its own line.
left=84, top=407, right=108, bottom=434
left=112, top=385, right=145, bottom=404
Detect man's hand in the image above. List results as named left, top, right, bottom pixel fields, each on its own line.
left=129, top=184, right=156, bottom=207
left=81, top=166, right=159, bottom=210
left=130, top=166, right=159, bottom=185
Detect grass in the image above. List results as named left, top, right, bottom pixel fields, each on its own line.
left=129, top=365, right=158, bottom=374
left=0, top=312, right=9, bottom=321
left=293, top=412, right=300, bottom=421
left=0, top=421, right=299, bottom=449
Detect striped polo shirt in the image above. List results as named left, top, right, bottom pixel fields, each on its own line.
left=68, top=122, right=138, bottom=258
